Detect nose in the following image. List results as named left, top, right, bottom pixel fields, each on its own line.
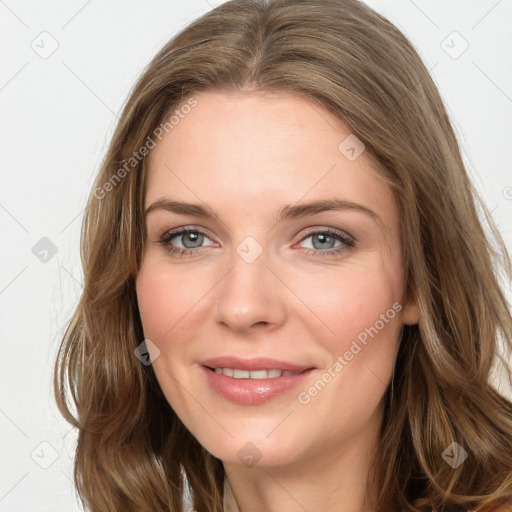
left=213, top=244, right=287, bottom=333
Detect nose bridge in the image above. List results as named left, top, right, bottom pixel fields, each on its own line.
left=213, top=234, right=286, bottom=331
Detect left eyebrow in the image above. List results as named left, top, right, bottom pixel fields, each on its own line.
left=144, top=197, right=383, bottom=232
left=276, top=198, right=381, bottom=227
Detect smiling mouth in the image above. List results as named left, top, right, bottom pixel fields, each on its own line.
left=202, top=364, right=316, bottom=405
left=206, top=367, right=310, bottom=379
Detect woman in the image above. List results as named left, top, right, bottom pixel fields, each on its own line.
left=54, top=0, right=512, bottom=510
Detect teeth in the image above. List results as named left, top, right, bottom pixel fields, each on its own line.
left=248, top=369, right=267, bottom=379
left=233, top=369, right=250, bottom=378
left=213, top=368, right=301, bottom=379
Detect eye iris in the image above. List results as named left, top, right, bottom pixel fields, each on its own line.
left=182, top=232, right=203, bottom=249
left=312, top=233, right=335, bottom=250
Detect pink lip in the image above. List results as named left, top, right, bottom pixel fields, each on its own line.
left=199, top=356, right=316, bottom=405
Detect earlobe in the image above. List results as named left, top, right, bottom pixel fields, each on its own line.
left=402, top=297, right=419, bottom=326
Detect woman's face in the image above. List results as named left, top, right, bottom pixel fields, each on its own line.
left=136, top=90, right=418, bottom=468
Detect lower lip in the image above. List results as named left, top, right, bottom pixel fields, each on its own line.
left=201, top=366, right=315, bottom=405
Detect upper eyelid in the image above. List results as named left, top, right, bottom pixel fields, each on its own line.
left=163, top=226, right=215, bottom=241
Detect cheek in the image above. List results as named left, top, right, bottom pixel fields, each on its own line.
left=135, top=260, right=210, bottom=342
left=291, top=257, right=405, bottom=414
left=296, top=260, right=403, bottom=351
left=335, top=278, right=398, bottom=346
left=135, top=261, right=207, bottom=412
left=289, top=274, right=403, bottom=436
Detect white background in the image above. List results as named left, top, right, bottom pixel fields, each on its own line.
left=1, top=0, right=511, bottom=510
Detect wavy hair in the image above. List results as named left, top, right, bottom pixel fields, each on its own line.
left=54, top=0, right=512, bottom=510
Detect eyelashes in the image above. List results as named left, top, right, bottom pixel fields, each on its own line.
left=159, top=228, right=211, bottom=257
left=157, top=226, right=356, bottom=258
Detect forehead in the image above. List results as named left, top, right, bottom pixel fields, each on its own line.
left=144, top=90, right=397, bottom=232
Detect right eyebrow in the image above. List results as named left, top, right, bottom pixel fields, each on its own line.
left=144, top=198, right=219, bottom=219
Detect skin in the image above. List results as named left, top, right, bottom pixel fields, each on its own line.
left=136, top=90, right=419, bottom=512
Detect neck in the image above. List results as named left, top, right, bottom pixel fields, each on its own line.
left=223, top=402, right=383, bottom=512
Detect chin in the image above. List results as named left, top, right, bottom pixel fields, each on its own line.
left=193, top=422, right=310, bottom=468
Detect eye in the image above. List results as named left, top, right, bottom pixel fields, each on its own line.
left=296, top=228, right=355, bottom=257
left=158, top=228, right=216, bottom=257
left=157, top=227, right=356, bottom=258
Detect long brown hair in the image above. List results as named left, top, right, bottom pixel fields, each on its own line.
left=53, top=0, right=512, bottom=510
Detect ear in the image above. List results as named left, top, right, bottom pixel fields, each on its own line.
left=402, top=294, right=419, bottom=326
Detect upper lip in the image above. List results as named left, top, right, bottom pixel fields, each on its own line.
left=200, top=356, right=315, bottom=372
